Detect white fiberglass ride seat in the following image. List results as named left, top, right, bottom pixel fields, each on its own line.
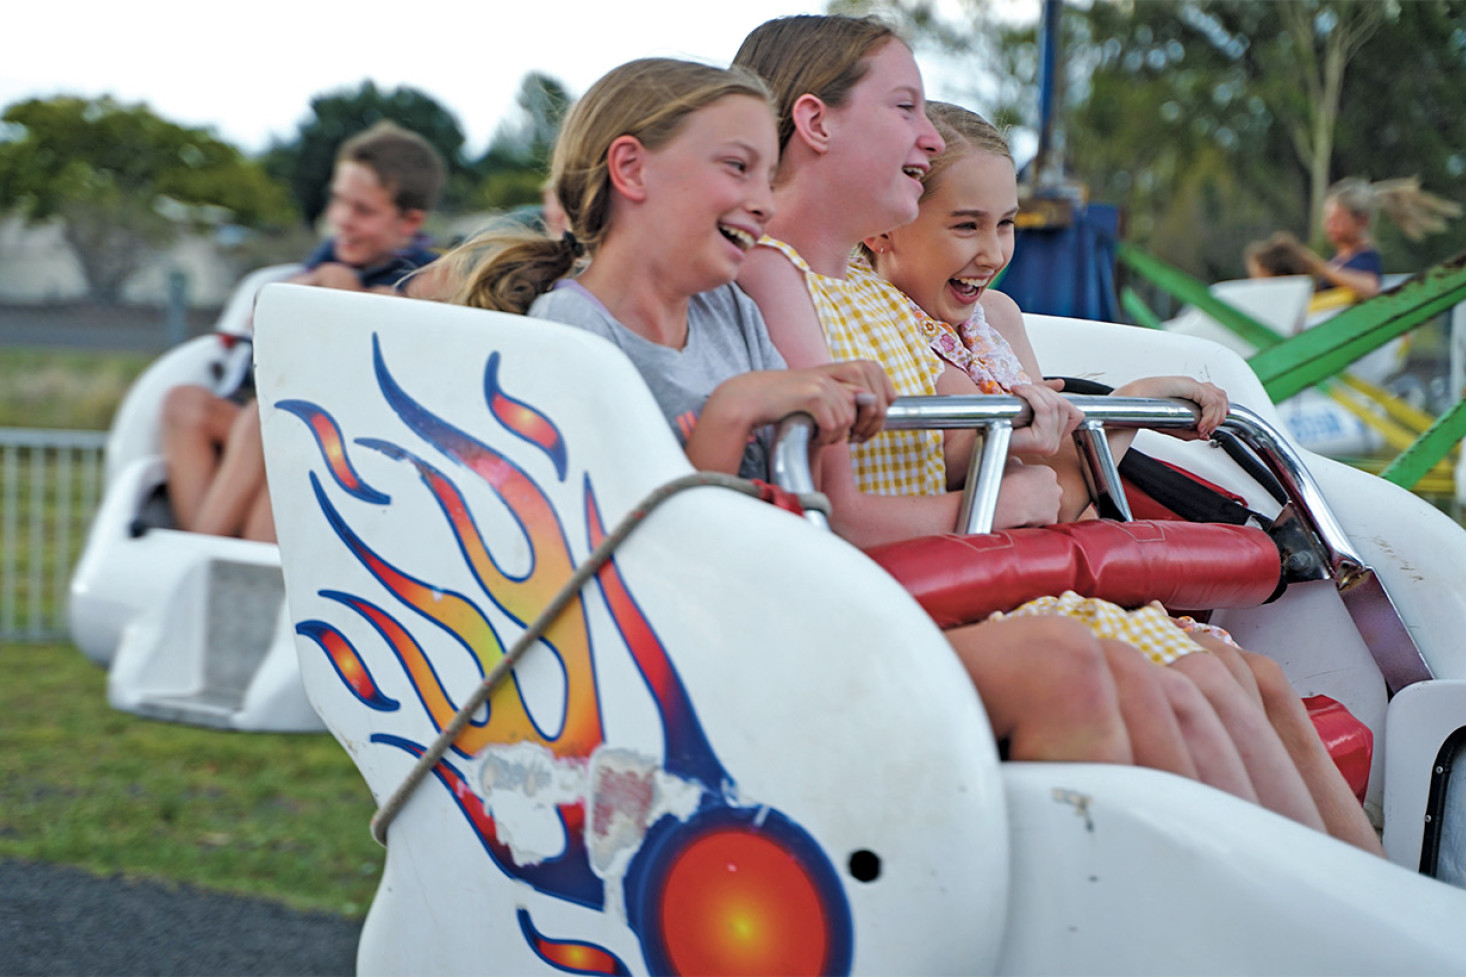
left=1162, top=275, right=1413, bottom=458
left=67, top=263, right=323, bottom=732
left=1030, top=313, right=1466, bottom=880
left=255, top=284, right=1466, bottom=976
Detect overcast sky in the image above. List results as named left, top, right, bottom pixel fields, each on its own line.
left=3, top=0, right=1040, bottom=158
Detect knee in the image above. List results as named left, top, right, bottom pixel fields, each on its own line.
left=1240, top=649, right=1297, bottom=703
left=161, top=384, right=216, bottom=429
left=1153, top=661, right=1214, bottom=723
left=1032, top=618, right=1119, bottom=711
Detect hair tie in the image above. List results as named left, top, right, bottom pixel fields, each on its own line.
left=561, top=230, right=585, bottom=258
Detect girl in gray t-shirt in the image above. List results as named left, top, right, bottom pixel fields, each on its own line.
left=427, top=57, right=889, bottom=479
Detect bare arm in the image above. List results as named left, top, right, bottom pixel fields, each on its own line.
left=981, top=290, right=1098, bottom=521
left=739, top=250, right=1059, bottom=540
left=985, top=289, right=1231, bottom=521
left=1272, top=232, right=1381, bottom=300
left=685, top=363, right=892, bottom=476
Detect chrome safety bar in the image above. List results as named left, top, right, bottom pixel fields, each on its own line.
left=770, top=393, right=1433, bottom=692
left=773, top=394, right=1200, bottom=535
left=774, top=393, right=1364, bottom=570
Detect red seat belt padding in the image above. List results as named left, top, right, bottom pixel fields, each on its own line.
left=1304, top=694, right=1374, bottom=804
left=864, top=520, right=1283, bottom=629
left=749, top=479, right=807, bottom=516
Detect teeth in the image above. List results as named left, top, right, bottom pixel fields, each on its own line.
left=719, top=225, right=755, bottom=250
left=902, top=166, right=925, bottom=180
left=953, top=277, right=987, bottom=289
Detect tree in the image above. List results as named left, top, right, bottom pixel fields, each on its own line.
left=262, top=81, right=471, bottom=225
left=473, top=72, right=573, bottom=211
left=0, top=95, right=296, bottom=301
left=841, top=0, right=1466, bottom=285
left=1279, top=1, right=1388, bottom=237
left=1330, top=0, right=1466, bottom=272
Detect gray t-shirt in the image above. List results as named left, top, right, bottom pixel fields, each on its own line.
left=529, top=280, right=786, bottom=480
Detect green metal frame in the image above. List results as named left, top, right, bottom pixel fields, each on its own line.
left=1118, top=246, right=1466, bottom=491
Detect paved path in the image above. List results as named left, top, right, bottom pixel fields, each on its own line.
left=0, top=303, right=218, bottom=353
left=0, top=859, right=361, bottom=976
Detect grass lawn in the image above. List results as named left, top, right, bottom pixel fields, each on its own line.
left=0, top=347, right=155, bottom=429
left=0, top=643, right=383, bottom=918
left=1, top=345, right=384, bottom=920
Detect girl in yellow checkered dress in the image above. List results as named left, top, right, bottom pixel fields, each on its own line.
left=733, top=14, right=1383, bottom=853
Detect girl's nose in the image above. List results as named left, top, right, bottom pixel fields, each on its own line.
left=918, top=112, right=945, bottom=157
left=748, top=183, right=775, bottom=226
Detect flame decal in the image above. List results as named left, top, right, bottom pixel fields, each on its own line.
left=295, top=619, right=398, bottom=711
left=584, top=481, right=726, bottom=791
left=518, top=908, right=630, bottom=976
left=297, top=335, right=854, bottom=974
left=309, top=473, right=554, bottom=753
left=276, top=399, right=389, bottom=504
left=369, top=348, right=604, bottom=759
left=486, top=351, right=569, bottom=482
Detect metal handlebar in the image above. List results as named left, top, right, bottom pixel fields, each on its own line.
left=771, top=393, right=1368, bottom=573
left=770, top=392, right=1429, bottom=693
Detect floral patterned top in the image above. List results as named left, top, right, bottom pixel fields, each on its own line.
left=911, top=293, right=1031, bottom=393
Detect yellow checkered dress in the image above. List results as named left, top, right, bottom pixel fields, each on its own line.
left=759, top=239, right=947, bottom=496
left=988, top=591, right=1206, bottom=665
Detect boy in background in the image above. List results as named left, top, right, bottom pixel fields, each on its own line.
left=159, top=121, right=446, bottom=541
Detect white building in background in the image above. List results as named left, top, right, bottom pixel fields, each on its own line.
left=0, top=216, right=259, bottom=308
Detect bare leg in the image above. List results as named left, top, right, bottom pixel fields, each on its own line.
left=1098, top=640, right=1199, bottom=780
left=192, top=402, right=267, bottom=538
left=950, top=616, right=1133, bottom=764
left=241, top=482, right=276, bottom=543
left=1235, top=648, right=1385, bottom=856
left=160, top=385, right=240, bottom=530
left=1171, top=651, right=1326, bottom=832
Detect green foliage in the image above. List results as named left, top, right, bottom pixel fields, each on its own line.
left=473, top=164, right=548, bottom=212
left=0, top=644, right=381, bottom=917
left=262, top=81, right=470, bottom=225
left=481, top=72, right=572, bottom=172
left=467, top=72, right=572, bottom=214
left=854, top=0, right=1466, bottom=294
left=1332, top=0, right=1466, bottom=271
left=0, top=96, right=296, bottom=300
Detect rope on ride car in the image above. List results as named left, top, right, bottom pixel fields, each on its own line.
left=369, top=471, right=831, bottom=847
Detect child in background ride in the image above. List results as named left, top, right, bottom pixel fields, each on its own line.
left=861, top=97, right=1383, bottom=853
left=440, top=56, right=1185, bottom=778
left=160, top=121, right=445, bottom=541
left=732, top=14, right=1381, bottom=852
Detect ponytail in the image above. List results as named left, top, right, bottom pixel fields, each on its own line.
left=1330, top=176, right=1462, bottom=241
left=439, top=227, right=583, bottom=315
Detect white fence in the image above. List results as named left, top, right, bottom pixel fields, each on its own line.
left=0, top=428, right=107, bottom=642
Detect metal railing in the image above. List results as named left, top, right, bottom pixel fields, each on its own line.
left=0, top=428, right=107, bottom=642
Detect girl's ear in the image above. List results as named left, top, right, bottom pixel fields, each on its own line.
left=863, top=232, right=893, bottom=255
left=606, top=135, right=648, bottom=202
left=789, top=93, right=831, bottom=154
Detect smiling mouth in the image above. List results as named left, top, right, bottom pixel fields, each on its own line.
left=902, top=165, right=926, bottom=181
left=718, top=224, right=756, bottom=250
left=949, top=276, right=988, bottom=300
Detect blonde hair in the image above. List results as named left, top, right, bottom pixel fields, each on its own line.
left=1328, top=176, right=1461, bottom=241
left=922, top=102, right=1012, bottom=199
left=338, top=120, right=446, bottom=213
left=733, top=14, right=902, bottom=157
left=448, top=58, right=771, bottom=314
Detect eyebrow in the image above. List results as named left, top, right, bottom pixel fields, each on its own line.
left=949, top=206, right=1021, bottom=219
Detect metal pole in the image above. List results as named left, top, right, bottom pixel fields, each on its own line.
left=166, top=269, right=188, bottom=348
left=1035, top=0, right=1063, bottom=189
